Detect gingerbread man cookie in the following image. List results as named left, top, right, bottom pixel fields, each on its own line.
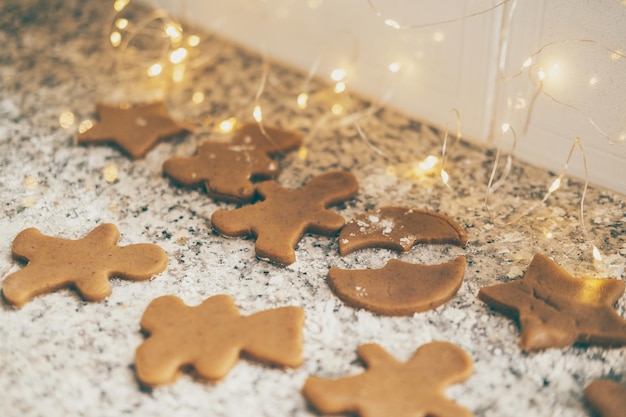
left=163, top=122, right=302, bottom=203
left=211, top=171, right=359, bottom=265
left=2, top=224, right=168, bottom=307
left=135, top=294, right=304, bottom=386
left=78, top=101, right=193, bottom=159
left=478, top=254, right=626, bottom=350
left=303, top=342, right=473, bottom=417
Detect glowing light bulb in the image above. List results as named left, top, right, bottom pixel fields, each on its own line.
left=537, top=68, right=546, bottom=81
left=544, top=230, right=553, bottom=239
left=592, top=245, right=603, bottom=261
left=296, top=93, right=308, bottom=109
left=388, top=62, right=401, bottom=73
left=522, top=57, right=533, bottom=68
left=169, top=47, right=188, bottom=64
left=384, top=19, right=400, bottom=29
left=103, top=164, right=118, bottom=183
left=418, top=155, right=439, bottom=171
left=588, top=76, right=599, bottom=86
left=172, top=65, right=185, bottom=83
left=147, top=63, right=162, bottom=77
left=441, top=169, right=449, bottom=185
left=501, top=123, right=510, bottom=133
left=58, top=111, right=75, bottom=128
left=298, top=146, right=308, bottom=160
left=187, top=35, right=200, bottom=47
left=113, top=0, right=129, bottom=12
left=218, top=117, right=237, bottom=133
left=192, top=91, right=204, bottom=104
left=115, top=18, right=129, bottom=29
left=110, top=31, right=122, bottom=47
left=548, top=177, right=561, bottom=193
left=78, top=119, right=93, bottom=134
left=334, top=81, right=346, bottom=94
left=330, top=68, right=346, bottom=82
left=164, top=22, right=182, bottom=43
left=331, top=103, right=344, bottom=115
left=253, top=105, right=263, bottom=122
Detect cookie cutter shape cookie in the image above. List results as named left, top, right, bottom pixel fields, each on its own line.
left=163, top=123, right=302, bottom=203
left=211, top=171, right=359, bottom=265
left=303, top=342, right=473, bottom=417
left=78, top=101, right=194, bottom=159
left=338, top=207, right=467, bottom=256
left=2, top=224, right=168, bottom=307
left=478, top=254, right=626, bottom=350
left=135, top=294, right=304, bottom=386
left=328, top=257, right=466, bottom=316
left=584, top=379, right=626, bottom=417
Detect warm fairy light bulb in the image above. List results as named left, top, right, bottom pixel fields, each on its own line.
left=113, top=0, right=129, bottom=12
left=169, top=47, right=188, bottom=64
left=388, top=62, right=401, bottom=73
left=172, top=65, right=185, bottom=82
left=103, top=164, right=118, bottom=183
left=592, top=245, right=603, bottom=261
left=384, top=19, right=400, bottom=29
left=298, top=146, right=308, bottom=160
left=537, top=68, right=546, bottom=81
left=501, top=123, right=510, bottom=133
left=110, top=31, right=122, bottom=47
left=331, top=103, right=344, bottom=115
left=187, top=35, right=200, bottom=47
left=418, top=155, right=439, bottom=171
left=192, top=91, right=204, bottom=104
left=330, top=68, right=346, bottom=82
left=548, top=177, right=562, bottom=193
left=253, top=105, right=263, bottom=122
left=588, top=76, right=599, bottom=86
left=544, top=230, right=553, bottom=239
left=334, top=81, right=346, bottom=94
left=147, top=63, right=162, bottom=77
left=297, top=93, right=308, bottom=109
left=218, top=117, right=237, bottom=133
left=78, top=119, right=93, bottom=134
left=522, top=57, right=533, bottom=68
left=164, top=22, right=182, bottom=43
left=58, top=111, right=75, bottom=128
left=115, top=18, right=129, bottom=29
left=441, top=169, right=449, bottom=185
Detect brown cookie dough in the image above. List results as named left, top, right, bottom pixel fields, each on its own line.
left=584, top=379, right=626, bottom=417
left=339, top=207, right=467, bottom=256
left=2, top=224, right=168, bottom=307
left=78, top=102, right=193, bottom=159
left=232, top=122, right=303, bottom=155
left=328, top=257, right=466, bottom=315
left=135, top=294, right=304, bottom=386
left=478, top=253, right=626, bottom=350
left=303, top=342, right=474, bottom=417
left=211, top=171, right=359, bottom=265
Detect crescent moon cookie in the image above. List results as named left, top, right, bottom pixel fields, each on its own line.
left=211, top=171, right=359, bottom=265
left=135, top=294, right=304, bottom=386
left=78, top=101, right=194, bottom=159
left=163, top=122, right=303, bottom=203
left=2, top=224, right=168, bottom=307
left=327, top=257, right=466, bottom=315
left=303, top=342, right=474, bottom=417
left=478, top=254, right=626, bottom=350
left=338, top=207, right=467, bottom=256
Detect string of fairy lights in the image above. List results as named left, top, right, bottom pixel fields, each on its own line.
left=54, top=0, right=624, bottom=270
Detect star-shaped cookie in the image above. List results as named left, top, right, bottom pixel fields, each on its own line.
left=478, top=253, right=626, bottom=350
left=211, top=171, right=359, bottom=265
left=135, top=294, right=304, bottom=386
left=2, top=224, right=168, bottom=307
left=303, top=342, right=473, bottom=417
left=77, top=101, right=193, bottom=159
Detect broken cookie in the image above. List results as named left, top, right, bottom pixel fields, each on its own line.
left=163, top=123, right=302, bottom=203
left=328, top=257, right=466, bottom=315
left=339, top=207, right=467, bottom=256
left=584, top=379, right=626, bottom=417
left=303, top=342, right=473, bottom=417
left=211, top=171, right=358, bottom=265
left=78, top=101, right=193, bottom=159
left=2, top=224, right=168, bottom=307
left=478, top=253, right=626, bottom=350
left=135, top=294, right=304, bottom=386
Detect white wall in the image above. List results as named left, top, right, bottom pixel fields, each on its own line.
left=156, top=0, right=626, bottom=193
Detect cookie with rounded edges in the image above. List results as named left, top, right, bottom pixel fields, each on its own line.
left=303, top=342, right=473, bottom=417
left=584, top=379, right=626, bottom=417
left=478, top=253, right=626, bottom=350
left=78, top=101, right=194, bottom=159
left=328, top=257, right=466, bottom=315
left=2, top=224, right=168, bottom=307
left=135, top=294, right=304, bottom=386
left=211, top=171, right=359, bottom=265
left=163, top=123, right=302, bottom=203
left=339, top=207, right=467, bottom=256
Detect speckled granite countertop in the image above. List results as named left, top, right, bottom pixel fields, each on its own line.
left=1, top=1, right=625, bottom=416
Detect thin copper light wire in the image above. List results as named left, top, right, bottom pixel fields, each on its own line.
left=439, top=108, right=463, bottom=188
